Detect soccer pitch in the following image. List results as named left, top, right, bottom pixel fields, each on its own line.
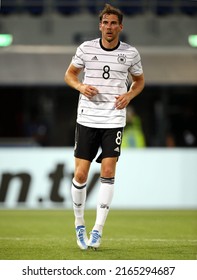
left=0, top=209, right=196, bottom=260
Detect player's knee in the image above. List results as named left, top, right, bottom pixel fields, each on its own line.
left=75, top=170, right=88, bottom=184
left=101, top=167, right=114, bottom=178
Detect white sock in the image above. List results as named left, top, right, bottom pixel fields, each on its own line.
left=71, top=178, right=87, bottom=228
left=93, top=177, right=115, bottom=234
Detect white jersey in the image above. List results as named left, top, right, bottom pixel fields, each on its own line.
left=71, top=38, right=143, bottom=128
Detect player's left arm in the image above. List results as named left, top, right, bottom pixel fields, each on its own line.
left=115, top=73, right=145, bottom=109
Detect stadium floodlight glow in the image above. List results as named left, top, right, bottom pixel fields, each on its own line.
left=188, top=35, right=197, bottom=47
left=0, top=34, right=13, bottom=47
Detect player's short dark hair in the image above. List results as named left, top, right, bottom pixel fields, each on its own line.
left=99, top=3, right=123, bottom=24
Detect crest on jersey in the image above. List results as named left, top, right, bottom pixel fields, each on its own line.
left=117, top=54, right=126, bottom=64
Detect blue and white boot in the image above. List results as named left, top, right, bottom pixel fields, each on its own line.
left=75, top=225, right=88, bottom=250
left=88, top=230, right=102, bottom=249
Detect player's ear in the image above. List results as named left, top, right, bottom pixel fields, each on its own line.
left=99, top=22, right=102, bottom=31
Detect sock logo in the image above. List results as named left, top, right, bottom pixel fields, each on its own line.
left=100, top=203, right=109, bottom=209
left=73, top=202, right=82, bottom=207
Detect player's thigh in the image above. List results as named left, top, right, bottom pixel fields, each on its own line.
left=74, top=123, right=100, bottom=161
left=101, top=127, right=124, bottom=159
left=101, top=157, right=117, bottom=178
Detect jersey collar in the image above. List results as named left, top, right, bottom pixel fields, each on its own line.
left=99, top=38, right=120, bottom=51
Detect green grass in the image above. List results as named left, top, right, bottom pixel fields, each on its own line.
left=0, top=209, right=196, bottom=260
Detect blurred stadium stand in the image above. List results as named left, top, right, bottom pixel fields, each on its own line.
left=24, top=0, right=44, bottom=15
left=118, top=0, right=145, bottom=15
left=86, top=0, right=106, bottom=14
left=155, top=0, right=175, bottom=15
left=0, top=0, right=17, bottom=14
left=0, top=0, right=197, bottom=15
left=0, top=0, right=196, bottom=46
left=55, top=0, right=81, bottom=15
left=180, top=0, right=197, bottom=15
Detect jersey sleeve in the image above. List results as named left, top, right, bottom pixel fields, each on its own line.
left=71, top=43, right=85, bottom=69
left=129, top=49, right=143, bottom=76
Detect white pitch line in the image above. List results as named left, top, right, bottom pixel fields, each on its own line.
left=0, top=237, right=59, bottom=241
left=0, top=237, right=197, bottom=243
left=105, top=238, right=197, bottom=243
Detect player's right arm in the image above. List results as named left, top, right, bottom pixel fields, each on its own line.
left=64, top=63, right=99, bottom=99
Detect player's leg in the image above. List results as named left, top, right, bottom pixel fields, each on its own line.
left=72, top=158, right=91, bottom=227
left=72, top=123, right=99, bottom=249
left=95, top=157, right=117, bottom=233
left=72, top=158, right=91, bottom=250
left=88, top=157, right=117, bottom=249
left=88, top=127, right=123, bottom=249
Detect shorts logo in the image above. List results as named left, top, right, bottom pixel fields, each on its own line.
left=114, top=147, right=120, bottom=152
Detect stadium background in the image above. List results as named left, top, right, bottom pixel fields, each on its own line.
left=0, top=0, right=197, bottom=209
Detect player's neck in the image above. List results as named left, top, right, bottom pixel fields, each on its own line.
left=100, top=38, right=120, bottom=50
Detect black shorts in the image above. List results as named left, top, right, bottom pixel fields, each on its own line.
left=74, top=123, right=124, bottom=163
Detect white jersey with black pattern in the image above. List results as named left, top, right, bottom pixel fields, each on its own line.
left=71, top=38, right=143, bottom=128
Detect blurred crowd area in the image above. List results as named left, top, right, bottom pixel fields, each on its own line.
left=1, top=0, right=196, bottom=46
left=1, top=0, right=197, bottom=16
left=0, top=85, right=197, bottom=148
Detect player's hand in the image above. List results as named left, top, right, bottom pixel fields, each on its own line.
left=115, top=93, right=132, bottom=109
left=78, top=84, right=99, bottom=99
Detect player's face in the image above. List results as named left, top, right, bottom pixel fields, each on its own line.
left=99, top=14, right=123, bottom=43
